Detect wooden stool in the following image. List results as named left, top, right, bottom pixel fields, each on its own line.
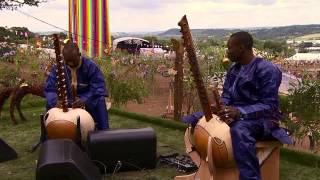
left=175, top=128, right=282, bottom=180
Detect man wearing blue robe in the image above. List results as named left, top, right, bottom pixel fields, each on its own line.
left=44, top=42, right=109, bottom=130
left=183, top=32, right=292, bottom=180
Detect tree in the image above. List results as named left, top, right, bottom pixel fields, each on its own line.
left=253, top=38, right=264, bottom=50
left=143, top=36, right=171, bottom=49
left=280, top=76, right=320, bottom=152
left=143, top=36, right=158, bottom=44
left=0, top=0, right=44, bottom=10
left=263, top=40, right=294, bottom=56
left=94, top=54, right=150, bottom=107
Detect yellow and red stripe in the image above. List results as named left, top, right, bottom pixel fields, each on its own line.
left=69, top=0, right=110, bottom=58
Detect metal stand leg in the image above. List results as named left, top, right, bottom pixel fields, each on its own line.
left=30, top=114, right=47, bottom=153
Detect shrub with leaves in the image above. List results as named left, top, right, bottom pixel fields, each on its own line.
left=94, top=54, right=150, bottom=107
left=0, top=65, right=19, bottom=87
left=281, top=75, right=320, bottom=151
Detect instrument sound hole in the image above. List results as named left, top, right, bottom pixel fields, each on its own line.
left=213, top=137, right=223, bottom=145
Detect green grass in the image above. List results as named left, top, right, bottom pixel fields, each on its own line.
left=296, top=33, right=320, bottom=40
left=109, top=108, right=188, bottom=131
left=0, top=108, right=44, bottom=180
left=0, top=98, right=320, bottom=179
left=0, top=104, right=186, bottom=180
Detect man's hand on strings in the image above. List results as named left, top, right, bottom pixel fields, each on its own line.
left=55, top=100, right=63, bottom=109
left=217, top=106, right=240, bottom=125
left=72, top=97, right=85, bottom=108
left=210, top=104, right=221, bottom=114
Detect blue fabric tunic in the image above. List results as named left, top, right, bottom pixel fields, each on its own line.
left=44, top=57, right=109, bottom=130
left=182, top=57, right=292, bottom=180
left=221, top=57, right=291, bottom=144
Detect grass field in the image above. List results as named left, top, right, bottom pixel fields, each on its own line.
left=0, top=96, right=320, bottom=180
left=296, top=33, right=320, bottom=40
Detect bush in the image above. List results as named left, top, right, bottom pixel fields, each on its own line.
left=94, top=54, right=150, bottom=107
left=281, top=75, right=320, bottom=151
left=0, top=65, right=19, bottom=87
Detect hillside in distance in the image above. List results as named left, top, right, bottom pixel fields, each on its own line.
left=157, top=24, right=320, bottom=40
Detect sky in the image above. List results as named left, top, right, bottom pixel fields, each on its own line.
left=0, top=0, right=319, bottom=33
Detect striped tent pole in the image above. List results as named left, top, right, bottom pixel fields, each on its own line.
left=106, top=0, right=111, bottom=50
left=86, top=0, right=92, bottom=57
left=82, top=0, right=87, bottom=55
left=73, top=0, right=77, bottom=42
left=78, top=0, right=83, bottom=53
left=92, top=0, right=96, bottom=56
left=69, top=0, right=111, bottom=58
left=94, top=0, right=99, bottom=56
left=68, top=0, right=72, bottom=39
left=98, top=0, right=103, bottom=57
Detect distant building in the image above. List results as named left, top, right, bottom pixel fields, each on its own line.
left=285, top=53, right=320, bottom=62
left=286, top=39, right=320, bottom=46
left=305, top=47, right=320, bottom=53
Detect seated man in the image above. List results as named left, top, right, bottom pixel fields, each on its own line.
left=44, top=41, right=109, bottom=130
left=183, top=31, right=292, bottom=180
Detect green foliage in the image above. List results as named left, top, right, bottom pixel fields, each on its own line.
left=197, top=39, right=227, bottom=76
left=176, top=38, right=228, bottom=114
left=0, top=0, right=42, bottom=10
left=281, top=148, right=320, bottom=168
left=254, top=39, right=295, bottom=59
left=143, top=36, right=158, bottom=43
left=281, top=76, right=320, bottom=145
left=286, top=47, right=296, bottom=58
left=0, top=65, right=18, bottom=87
left=143, top=36, right=171, bottom=48
left=107, top=75, right=149, bottom=107
left=255, top=39, right=294, bottom=58
left=109, top=108, right=188, bottom=131
left=0, top=26, right=34, bottom=43
left=198, top=38, right=225, bottom=49
left=95, top=53, right=150, bottom=107
left=253, top=38, right=265, bottom=50
left=263, top=40, right=287, bottom=54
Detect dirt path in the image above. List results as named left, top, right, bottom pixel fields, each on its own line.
left=121, top=74, right=171, bottom=118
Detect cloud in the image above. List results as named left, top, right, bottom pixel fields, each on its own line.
left=111, top=0, right=261, bottom=11
left=110, top=0, right=163, bottom=10
left=0, top=0, right=319, bottom=32
left=0, top=0, right=68, bottom=32
left=110, top=0, right=190, bottom=11
left=245, top=0, right=277, bottom=5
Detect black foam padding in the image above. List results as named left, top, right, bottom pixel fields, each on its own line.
left=0, top=138, right=17, bottom=163
left=87, top=127, right=157, bottom=173
left=36, top=139, right=101, bottom=180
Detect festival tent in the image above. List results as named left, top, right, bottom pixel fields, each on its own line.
left=112, top=37, right=150, bottom=50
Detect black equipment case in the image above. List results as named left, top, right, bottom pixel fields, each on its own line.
left=0, top=138, right=17, bottom=163
left=87, top=127, right=157, bottom=173
left=36, top=139, right=101, bottom=180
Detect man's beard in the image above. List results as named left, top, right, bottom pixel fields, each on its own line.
left=228, top=56, right=239, bottom=62
left=66, top=59, right=80, bottom=68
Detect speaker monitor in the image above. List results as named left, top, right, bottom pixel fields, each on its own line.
left=36, top=139, right=101, bottom=180
left=87, top=127, right=157, bottom=173
left=0, top=138, right=17, bottom=163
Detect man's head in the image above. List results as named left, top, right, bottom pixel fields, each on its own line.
left=62, top=42, right=81, bottom=68
left=227, top=31, right=253, bottom=63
